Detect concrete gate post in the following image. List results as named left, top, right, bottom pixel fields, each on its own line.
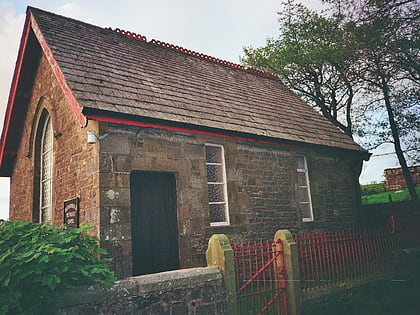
left=274, top=230, right=302, bottom=315
left=206, top=234, right=238, bottom=315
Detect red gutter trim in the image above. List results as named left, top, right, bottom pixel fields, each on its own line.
left=0, top=13, right=31, bottom=169
left=87, top=114, right=298, bottom=148
left=87, top=115, right=370, bottom=159
left=29, top=12, right=87, bottom=127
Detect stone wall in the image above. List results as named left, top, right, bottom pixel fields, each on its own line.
left=56, top=267, right=226, bottom=315
left=9, top=53, right=101, bottom=236
left=97, top=122, right=363, bottom=278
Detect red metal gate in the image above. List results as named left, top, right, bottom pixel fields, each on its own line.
left=232, top=239, right=288, bottom=315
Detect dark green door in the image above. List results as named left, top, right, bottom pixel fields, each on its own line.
left=130, top=171, right=179, bottom=276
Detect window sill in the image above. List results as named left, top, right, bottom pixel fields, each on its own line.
left=302, top=219, right=314, bottom=223
left=205, top=224, right=245, bottom=236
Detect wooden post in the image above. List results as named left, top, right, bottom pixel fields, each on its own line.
left=274, top=230, right=301, bottom=315
left=206, top=234, right=238, bottom=315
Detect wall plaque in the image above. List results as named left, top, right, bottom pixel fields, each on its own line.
left=64, top=197, right=79, bottom=228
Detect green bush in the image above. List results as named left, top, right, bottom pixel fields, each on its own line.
left=0, top=220, right=116, bottom=314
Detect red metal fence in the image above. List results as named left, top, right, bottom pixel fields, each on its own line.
left=232, top=239, right=288, bottom=315
left=294, top=227, right=398, bottom=291
left=294, top=214, right=420, bottom=292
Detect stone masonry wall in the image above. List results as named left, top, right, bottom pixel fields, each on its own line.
left=56, top=267, right=227, bottom=315
left=9, top=54, right=100, bottom=235
left=98, top=122, right=363, bottom=278
left=8, top=51, right=363, bottom=281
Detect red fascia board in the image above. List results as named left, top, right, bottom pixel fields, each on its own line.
left=0, top=13, right=31, bottom=170
left=0, top=10, right=87, bottom=172
left=29, top=12, right=87, bottom=127
left=87, top=115, right=371, bottom=159
left=87, top=114, right=305, bottom=149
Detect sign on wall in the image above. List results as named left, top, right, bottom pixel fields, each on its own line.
left=64, top=197, right=79, bottom=228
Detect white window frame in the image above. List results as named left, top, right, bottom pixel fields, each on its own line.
left=39, top=115, right=53, bottom=222
left=205, top=143, right=230, bottom=226
left=296, top=155, right=314, bottom=222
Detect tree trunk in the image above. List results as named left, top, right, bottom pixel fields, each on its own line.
left=381, top=78, right=418, bottom=200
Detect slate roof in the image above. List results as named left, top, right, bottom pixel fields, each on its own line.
left=2, top=7, right=368, bottom=168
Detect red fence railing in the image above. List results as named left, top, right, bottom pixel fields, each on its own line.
left=232, top=240, right=288, bottom=314
left=294, top=227, right=399, bottom=292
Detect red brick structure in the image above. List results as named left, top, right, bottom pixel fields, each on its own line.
left=384, top=166, right=420, bottom=191
left=0, top=8, right=369, bottom=278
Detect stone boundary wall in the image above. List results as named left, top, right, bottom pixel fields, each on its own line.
left=56, top=267, right=227, bottom=314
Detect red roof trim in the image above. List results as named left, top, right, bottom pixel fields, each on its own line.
left=29, top=12, right=87, bottom=127
left=88, top=115, right=372, bottom=160
left=87, top=114, right=301, bottom=149
left=106, top=27, right=279, bottom=80
left=0, top=13, right=31, bottom=170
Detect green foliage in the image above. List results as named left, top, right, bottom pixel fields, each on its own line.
left=0, top=220, right=116, bottom=314
left=325, top=0, right=419, bottom=200
left=243, top=0, right=419, bottom=199
left=360, top=183, right=386, bottom=195
left=241, top=0, right=359, bottom=137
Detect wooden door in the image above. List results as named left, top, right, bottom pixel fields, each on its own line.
left=130, top=171, right=179, bottom=276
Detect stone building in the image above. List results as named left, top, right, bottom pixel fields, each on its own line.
left=384, top=166, right=420, bottom=191
left=0, top=7, right=369, bottom=278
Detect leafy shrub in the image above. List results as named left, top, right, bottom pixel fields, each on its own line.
left=0, top=220, right=116, bottom=314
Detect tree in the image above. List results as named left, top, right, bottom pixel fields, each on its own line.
left=242, top=0, right=419, bottom=200
left=327, top=0, right=419, bottom=200
left=241, top=0, right=361, bottom=138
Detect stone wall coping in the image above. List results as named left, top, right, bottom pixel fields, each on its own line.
left=57, top=266, right=223, bottom=307
left=126, top=266, right=223, bottom=293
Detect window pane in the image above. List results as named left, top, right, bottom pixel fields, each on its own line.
left=40, top=115, right=53, bottom=222
left=206, top=164, right=224, bottom=183
left=209, top=203, right=226, bottom=223
left=42, top=118, right=53, bottom=153
left=41, top=180, right=51, bottom=207
left=296, top=156, right=305, bottom=170
left=298, top=187, right=309, bottom=202
left=208, top=183, right=225, bottom=203
left=300, top=203, right=312, bottom=220
left=42, top=156, right=52, bottom=179
left=297, top=172, right=306, bottom=186
left=205, top=144, right=229, bottom=225
left=41, top=206, right=52, bottom=222
left=205, top=146, right=222, bottom=163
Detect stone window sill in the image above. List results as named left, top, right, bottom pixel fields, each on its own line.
left=205, top=224, right=245, bottom=236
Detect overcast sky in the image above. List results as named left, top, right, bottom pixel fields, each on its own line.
left=0, top=0, right=400, bottom=220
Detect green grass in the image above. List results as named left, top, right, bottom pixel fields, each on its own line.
left=361, top=186, right=420, bottom=205
left=360, top=183, right=386, bottom=195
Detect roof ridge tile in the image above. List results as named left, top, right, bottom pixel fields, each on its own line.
left=105, top=27, right=279, bottom=81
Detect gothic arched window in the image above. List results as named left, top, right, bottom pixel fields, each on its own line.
left=34, top=110, right=53, bottom=222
